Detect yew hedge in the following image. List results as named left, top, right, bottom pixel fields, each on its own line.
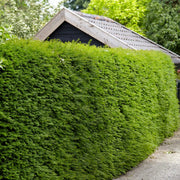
left=0, top=39, right=179, bottom=179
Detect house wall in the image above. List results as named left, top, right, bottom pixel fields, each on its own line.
left=47, top=22, right=104, bottom=47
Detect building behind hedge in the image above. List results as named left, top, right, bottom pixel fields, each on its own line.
left=35, top=8, right=180, bottom=67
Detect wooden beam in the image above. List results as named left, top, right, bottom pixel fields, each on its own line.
left=35, top=9, right=65, bottom=41
left=64, top=9, right=135, bottom=49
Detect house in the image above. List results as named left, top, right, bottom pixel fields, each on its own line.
left=35, top=7, right=180, bottom=66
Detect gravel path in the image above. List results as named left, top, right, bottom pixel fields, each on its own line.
left=114, top=128, right=180, bottom=180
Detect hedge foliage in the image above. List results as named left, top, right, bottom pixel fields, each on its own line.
left=0, top=39, right=179, bottom=180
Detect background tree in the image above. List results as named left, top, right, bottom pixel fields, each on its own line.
left=0, top=0, right=53, bottom=39
left=143, top=0, right=180, bottom=55
left=64, top=0, right=90, bottom=11
left=0, top=25, right=17, bottom=44
left=83, top=0, right=150, bottom=34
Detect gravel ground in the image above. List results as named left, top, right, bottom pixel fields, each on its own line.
left=114, top=128, right=180, bottom=180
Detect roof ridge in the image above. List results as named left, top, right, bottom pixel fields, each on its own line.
left=74, top=11, right=117, bottom=24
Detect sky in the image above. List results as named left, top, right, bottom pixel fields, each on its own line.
left=49, top=0, right=61, bottom=8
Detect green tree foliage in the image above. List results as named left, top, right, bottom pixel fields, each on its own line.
left=64, top=0, right=90, bottom=10
left=83, top=0, right=150, bottom=34
left=0, top=1, right=16, bottom=44
left=0, top=39, right=179, bottom=179
left=0, top=0, right=53, bottom=39
left=143, top=0, right=180, bottom=55
left=0, top=25, right=16, bottom=44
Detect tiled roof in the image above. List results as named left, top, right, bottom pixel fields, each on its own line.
left=75, top=11, right=180, bottom=64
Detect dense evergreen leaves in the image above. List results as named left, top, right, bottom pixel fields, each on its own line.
left=143, top=0, right=180, bottom=55
left=0, top=40, right=179, bottom=179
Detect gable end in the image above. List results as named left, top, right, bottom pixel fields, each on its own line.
left=47, top=21, right=104, bottom=47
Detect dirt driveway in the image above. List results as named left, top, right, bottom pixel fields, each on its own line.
left=114, top=128, right=180, bottom=180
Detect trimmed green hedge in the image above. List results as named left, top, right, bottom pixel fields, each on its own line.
left=0, top=39, right=179, bottom=179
